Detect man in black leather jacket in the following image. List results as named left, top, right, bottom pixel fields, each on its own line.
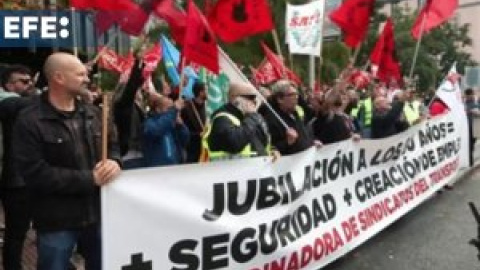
left=12, top=52, right=121, bottom=270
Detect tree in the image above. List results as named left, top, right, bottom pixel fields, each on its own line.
left=357, top=4, right=476, bottom=92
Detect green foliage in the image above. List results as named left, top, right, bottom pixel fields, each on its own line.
left=97, top=71, right=119, bottom=92
left=357, top=5, right=476, bottom=92
left=145, top=0, right=476, bottom=92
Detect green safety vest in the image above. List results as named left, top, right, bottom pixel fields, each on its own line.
left=295, top=105, right=305, bottom=120
left=350, top=105, right=360, bottom=118
left=202, top=112, right=269, bottom=161
left=362, top=98, right=373, bottom=127
left=403, top=100, right=421, bottom=125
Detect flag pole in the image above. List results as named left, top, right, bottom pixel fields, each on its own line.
left=177, top=57, right=187, bottom=98
left=351, top=44, right=362, bottom=66
left=363, top=59, right=371, bottom=70
left=101, top=91, right=109, bottom=162
left=219, top=47, right=290, bottom=129
left=190, top=100, right=205, bottom=131
left=409, top=12, right=428, bottom=80
left=317, top=0, right=327, bottom=87
left=271, top=29, right=287, bottom=78
left=309, top=55, right=315, bottom=90
left=256, top=89, right=290, bottom=129
left=89, top=32, right=119, bottom=66
left=271, top=29, right=284, bottom=60
left=288, top=52, right=294, bottom=75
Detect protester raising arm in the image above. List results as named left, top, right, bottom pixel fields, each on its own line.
left=113, top=58, right=145, bottom=156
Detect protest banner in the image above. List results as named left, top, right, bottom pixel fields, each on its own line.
left=103, top=112, right=463, bottom=270
left=286, top=1, right=324, bottom=56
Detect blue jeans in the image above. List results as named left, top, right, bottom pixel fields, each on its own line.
left=37, top=224, right=101, bottom=270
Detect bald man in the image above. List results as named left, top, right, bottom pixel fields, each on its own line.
left=203, top=82, right=271, bottom=161
left=12, top=52, right=121, bottom=270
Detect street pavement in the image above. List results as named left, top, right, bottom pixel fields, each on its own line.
left=323, top=162, right=480, bottom=270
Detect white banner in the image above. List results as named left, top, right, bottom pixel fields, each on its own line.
left=103, top=113, right=463, bottom=270
left=436, top=64, right=469, bottom=168
left=286, top=1, right=324, bottom=56
left=218, top=47, right=252, bottom=87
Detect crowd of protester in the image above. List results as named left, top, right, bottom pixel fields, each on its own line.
left=0, top=52, right=478, bottom=269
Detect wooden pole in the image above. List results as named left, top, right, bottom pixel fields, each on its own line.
left=271, top=29, right=287, bottom=78
left=177, top=57, right=187, bottom=98
left=189, top=100, right=205, bottom=131
left=409, top=12, right=428, bottom=80
left=318, top=56, right=323, bottom=88
left=351, top=44, right=362, bottom=66
left=317, top=0, right=327, bottom=85
left=101, top=92, right=109, bottom=162
left=271, top=29, right=284, bottom=60
left=363, top=59, right=371, bottom=71
left=89, top=32, right=119, bottom=66
left=288, top=53, right=294, bottom=74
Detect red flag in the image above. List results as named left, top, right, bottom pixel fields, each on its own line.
left=183, top=0, right=219, bottom=74
left=285, top=69, right=302, bottom=86
left=142, top=42, right=163, bottom=79
left=259, top=43, right=302, bottom=85
left=94, top=11, right=120, bottom=35
left=204, top=0, right=214, bottom=14
left=260, top=42, right=286, bottom=79
left=153, top=0, right=187, bottom=45
left=329, top=0, right=375, bottom=48
left=97, top=47, right=125, bottom=73
left=71, top=0, right=133, bottom=10
left=97, top=48, right=135, bottom=75
left=370, top=19, right=392, bottom=66
left=250, top=64, right=275, bottom=85
left=369, top=19, right=402, bottom=84
left=118, top=4, right=150, bottom=36
left=207, top=0, right=274, bottom=43
left=93, top=0, right=150, bottom=36
left=411, top=0, right=458, bottom=39
left=119, top=51, right=135, bottom=75
left=348, top=69, right=371, bottom=89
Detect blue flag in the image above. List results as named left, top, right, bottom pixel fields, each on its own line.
left=181, top=66, right=198, bottom=100
left=160, top=35, right=181, bottom=87
left=160, top=35, right=198, bottom=99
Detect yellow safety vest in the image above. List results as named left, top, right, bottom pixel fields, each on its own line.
left=362, top=98, right=373, bottom=127
left=295, top=105, right=305, bottom=120
left=350, top=105, right=360, bottom=118
left=403, top=100, right=421, bottom=125
left=202, top=112, right=265, bottom=161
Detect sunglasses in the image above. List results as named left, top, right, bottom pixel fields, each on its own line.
left=13, top=78, right=33, bottom=84
left=240, top=94, right=257, bottom=101
left=284, top=92, right=298, bottom=97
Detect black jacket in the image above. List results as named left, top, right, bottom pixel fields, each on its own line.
left=208, top=103, right=269, bottom=156
left=262, top=103, right=313, bottom=155
left=371, top=101, right=405, bottom=139
left=113, top=59, right=145, bottom=156
left=12, top=93, right=120, bottom=231
left=181, top=100, right=206, bottom=163
left=312, top=112, right=352, bottom=145
left=0, top=95, right=35, bottom=188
